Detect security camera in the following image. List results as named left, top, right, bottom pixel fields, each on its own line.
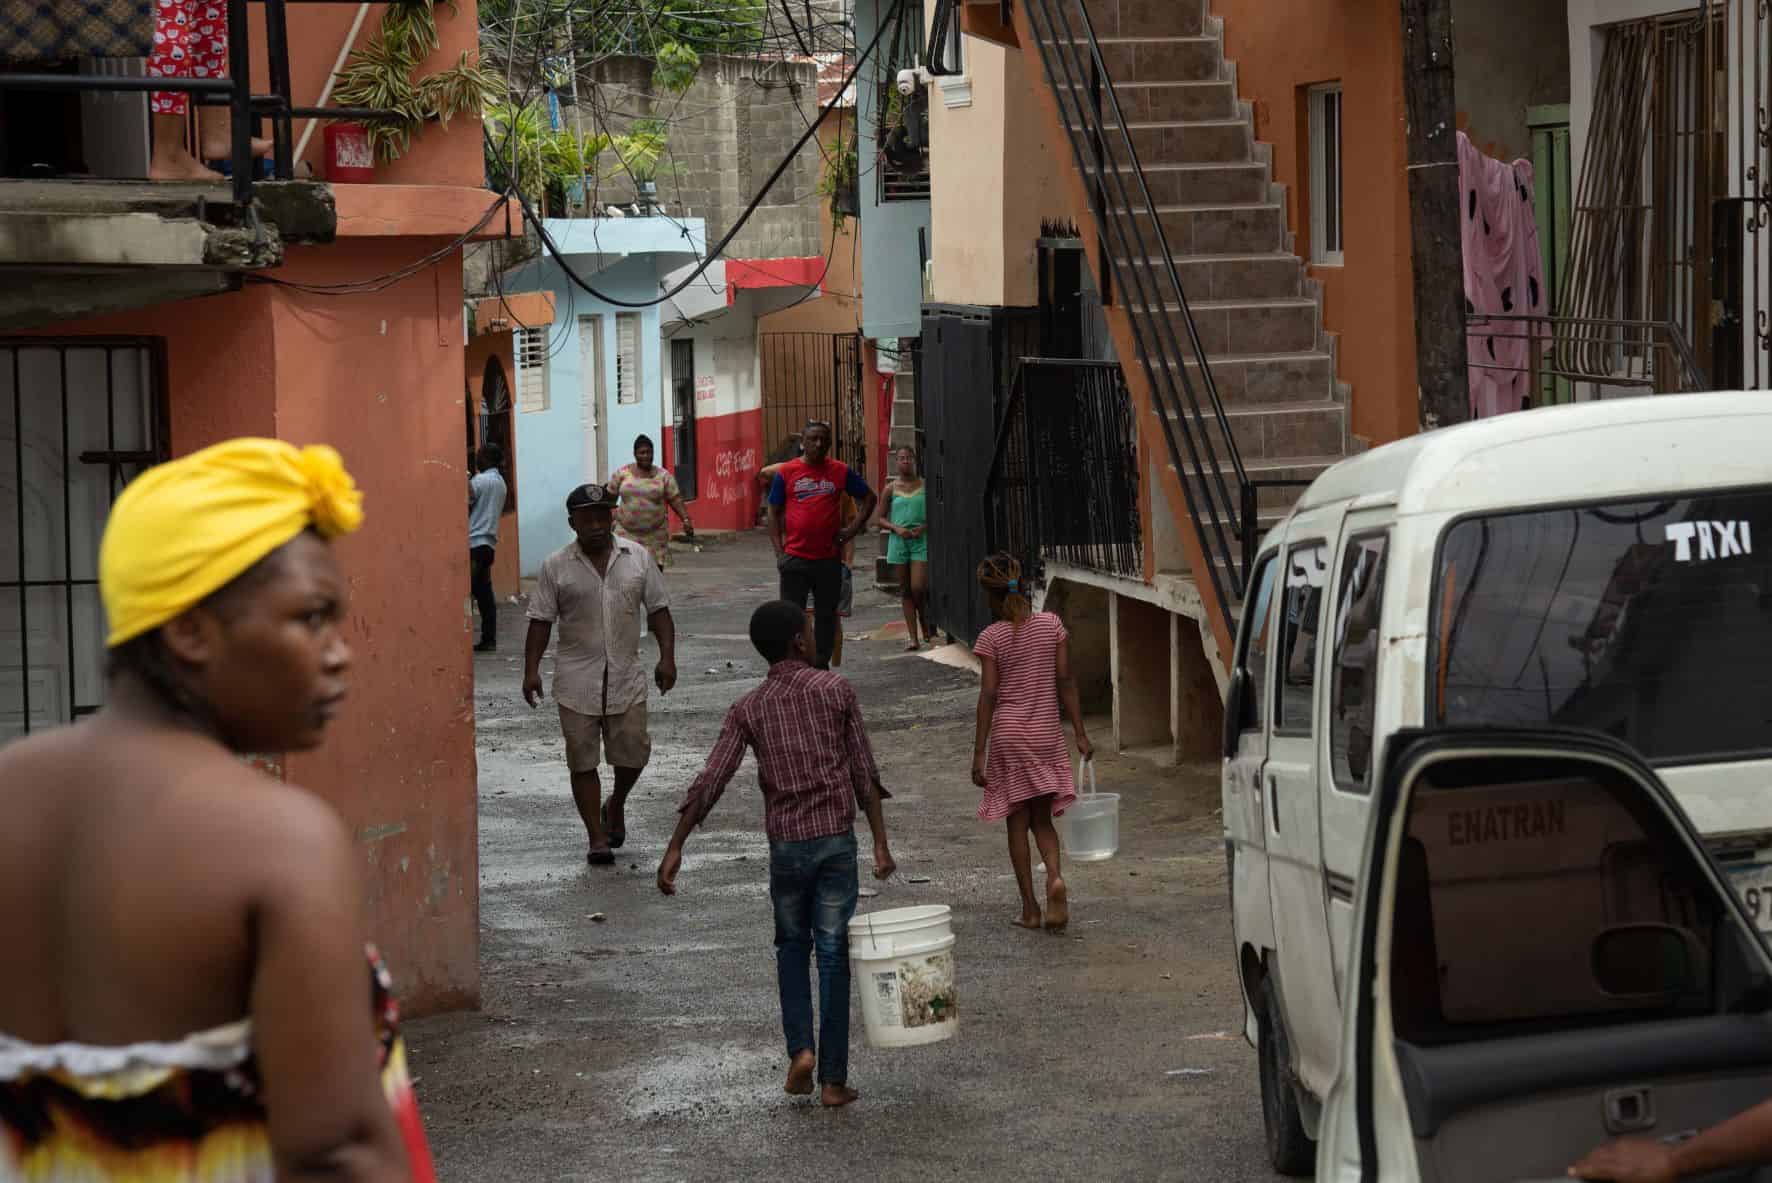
left=896, top=66, right=931, bottom=95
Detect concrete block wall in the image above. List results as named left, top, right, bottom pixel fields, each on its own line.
left=575, top=55, right=823, bottom=261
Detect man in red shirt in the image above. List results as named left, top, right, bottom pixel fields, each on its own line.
left=766, top=421, right=876, bottom=669
left=657, top=601, right=896, bottom=1107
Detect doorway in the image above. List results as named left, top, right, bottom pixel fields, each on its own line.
left=1, top=339, right=167, bottom=738
left=670, top=338, right=697, bottom=500
left=577, top=315, right=606, bottom=483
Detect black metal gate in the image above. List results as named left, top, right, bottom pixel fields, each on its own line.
left=920, top=305, right=1041, bottom=645
left=759, top=331, right=865, bottom=469
left=670, top=338, right=698, bottom=500
left=2, top=339, right=168, bottom=738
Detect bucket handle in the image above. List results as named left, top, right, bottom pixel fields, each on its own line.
left=1076, top=755, right=1099, bottom=798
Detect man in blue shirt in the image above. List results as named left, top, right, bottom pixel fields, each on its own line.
left=468, top=445, right=508, bottom=652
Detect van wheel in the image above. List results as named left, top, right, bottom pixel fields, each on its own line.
left=1259, top=977, right=1316, bottom=1176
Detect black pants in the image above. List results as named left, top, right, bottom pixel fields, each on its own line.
left=470, top=545, right=497, bottom=646
left=779, top=555, right=841, bottom=668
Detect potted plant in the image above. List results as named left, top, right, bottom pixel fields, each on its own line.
left=817, top=140, right=860, bottom=227
left=331, top=0, right=498, bottom=166
left=612, top=119, right=668, bottom=211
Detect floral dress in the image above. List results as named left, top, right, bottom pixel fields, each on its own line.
left=608, top=464, right=681, bottom=569
left=0, top=946, right=435, bottom=1181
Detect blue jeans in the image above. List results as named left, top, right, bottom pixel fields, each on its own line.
left=769, top=831, right=860, bottom=1084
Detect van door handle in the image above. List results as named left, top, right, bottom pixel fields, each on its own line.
left=1604, top=1087, right=1655, bottom=1134
left=1268, top=774, right=1280, bottom=833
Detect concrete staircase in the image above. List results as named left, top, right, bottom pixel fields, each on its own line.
left=1039, top=0, right=1356, bottom=623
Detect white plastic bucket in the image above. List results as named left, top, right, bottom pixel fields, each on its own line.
left=1058, top=758, right=1118, bottom=861
left=847, top=904, right=959, bottom=1049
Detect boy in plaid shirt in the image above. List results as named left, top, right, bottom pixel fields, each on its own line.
left=657, top=600, right=896, bottom=1106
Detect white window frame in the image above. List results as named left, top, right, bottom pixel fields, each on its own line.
left=615, top=313, right=643, bottom=406
left=936, top=22, right=971, bottom=109
left=516, top=325, right=550, bottom=413
left=1309, top=82, right=1345, bottom=267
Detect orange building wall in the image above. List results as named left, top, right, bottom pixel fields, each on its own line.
left=11, top=243, right=483, bottom=1015
left=1213, top=0, right=1419, bottom=446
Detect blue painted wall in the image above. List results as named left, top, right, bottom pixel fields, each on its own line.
left=508, top=255, right=666, bottom=575
left=856, top=0, right=932, bottom=341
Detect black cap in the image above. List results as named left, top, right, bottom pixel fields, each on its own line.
left=566, top=483, right=616, bottom=512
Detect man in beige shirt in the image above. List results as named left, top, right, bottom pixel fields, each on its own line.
left=524, top=483, right=677, bottom=865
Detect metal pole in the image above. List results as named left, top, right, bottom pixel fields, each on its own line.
left=13, top=348, right=30, bottom=734
left=264, top=0, right=296, bottom=179
left=228, top=0, right=254, bottom=204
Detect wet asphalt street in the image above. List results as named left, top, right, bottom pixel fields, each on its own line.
left=406, top=531, right=1281, bottom=1181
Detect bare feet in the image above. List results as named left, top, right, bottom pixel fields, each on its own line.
left=199, top=135, right=273, bottom=162
left=149, top=147, right=224, bottom=183
left=820, top=1083, right=860, bottom=1108
left=784, top=1051, right=815, bottom=1096
left=1012, top=905, right=1043, bottom=930
left=1045, top=876, right=1070, bottom=932
left=904, top=640, right=921, bottom=652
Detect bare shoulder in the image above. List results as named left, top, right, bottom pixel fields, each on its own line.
left=178, top=762, right=356, bottom=886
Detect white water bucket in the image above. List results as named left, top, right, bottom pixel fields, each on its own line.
left=847, top=904, right=959, bottom=1049
left=1058, top=757, right=1118, bottom=862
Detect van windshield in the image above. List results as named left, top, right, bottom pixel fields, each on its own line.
left=1433, top=487, right=1772, bottom=764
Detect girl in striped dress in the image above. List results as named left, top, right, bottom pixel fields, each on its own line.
left=970, top=554, right=1094, bottom=932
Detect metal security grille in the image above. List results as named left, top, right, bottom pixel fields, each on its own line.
left=516, top=326, right=550, bottom=413
left=759, top=332, right=866, bottom=470
left=2, top=340, right=167, bottom=739
left=1565, top=2, right=1770, bottom=390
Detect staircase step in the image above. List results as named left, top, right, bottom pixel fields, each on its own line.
left=1151, top=203, right=1284, bottom=256
left=1142, top=295, right=1315, bottom=355
left=1093, top=161, right=1266, bottom=205
left=1119, top=253, right=1301, bottom=301
left=1215, top=400, right=1347, bottom=461
left=1062, top=79, right=1234, bottom=122
left=1058, top=36, right=1223, bottom=83
left=1072, top=117, right=1252, bottom=164
left=1079, top=0, right=1205, bottom=37
left=1184, top=351, right=1337, bottom=405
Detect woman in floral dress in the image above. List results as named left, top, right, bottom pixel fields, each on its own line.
left=608, top=434, right=695, bottom=569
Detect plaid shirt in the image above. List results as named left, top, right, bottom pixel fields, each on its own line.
left=679, top=660, right=890, bottom=843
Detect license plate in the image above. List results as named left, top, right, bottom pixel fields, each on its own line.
left=1727, top=862, right=1772, bottom=933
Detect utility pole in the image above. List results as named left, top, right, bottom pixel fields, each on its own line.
left=1399, top=0, right=1470, bottom=430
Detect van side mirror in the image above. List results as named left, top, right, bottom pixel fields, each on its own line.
left=1223, top=668, right=1250, bottom=760
left=1592, top=924, right=1704, bottom=999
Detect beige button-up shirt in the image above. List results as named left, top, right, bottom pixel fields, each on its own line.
left=528, top=537, right=669, bottom=716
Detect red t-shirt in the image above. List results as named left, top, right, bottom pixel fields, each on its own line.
left=769, top=458, right=872, bottom=560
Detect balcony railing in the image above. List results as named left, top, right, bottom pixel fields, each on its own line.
left=1464, top=313, right=1709, bottom=406
left=0, top=0, right=396, bottom=206
left=985, top=357, right=1141, bottom=583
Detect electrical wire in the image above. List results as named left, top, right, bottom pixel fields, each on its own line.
left=517, top=0, right=900, bottom=310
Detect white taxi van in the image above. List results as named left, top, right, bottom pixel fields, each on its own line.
left=1221, top=393, right=1772, bottom=1174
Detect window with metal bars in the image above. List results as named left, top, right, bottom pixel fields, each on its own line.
left=517, top=326, right=550, bottom=413
left=2, top=340, right=167, bottom=739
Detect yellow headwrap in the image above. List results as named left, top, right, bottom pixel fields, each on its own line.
left=99, top=438, right=365, bottom=648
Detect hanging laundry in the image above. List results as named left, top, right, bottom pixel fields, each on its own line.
left=1458, top=130, right=1549, bottom=419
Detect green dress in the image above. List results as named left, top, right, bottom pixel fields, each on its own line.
left=886, top=483, right=927, bottom=564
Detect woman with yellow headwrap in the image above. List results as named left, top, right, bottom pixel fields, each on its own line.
left=0, top=439, right=435, bottom=1182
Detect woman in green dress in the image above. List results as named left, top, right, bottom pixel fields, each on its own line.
left=875, top=445, right=933, bottom=650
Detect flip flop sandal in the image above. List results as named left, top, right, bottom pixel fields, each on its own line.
left=587, top=848, right=616, bottom=866
left=599, top=802, right=626, bottom=850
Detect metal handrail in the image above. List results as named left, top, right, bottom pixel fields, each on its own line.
left=1020, top=0, right=1252, bottom=617
left=0, top=0, right=397, bottom=207
left=1464, top=313, right=1709, bottom=395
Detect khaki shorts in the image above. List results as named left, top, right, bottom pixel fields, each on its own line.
left=558, top=702, right=651, bottom=772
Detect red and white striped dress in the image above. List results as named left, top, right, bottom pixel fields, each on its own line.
left=974, top=612, right=1077, bottom=821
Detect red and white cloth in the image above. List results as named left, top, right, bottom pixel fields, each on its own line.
left=974, top=612, right=1078, bottom=822
left=148, top=0, right=228, bottom=117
